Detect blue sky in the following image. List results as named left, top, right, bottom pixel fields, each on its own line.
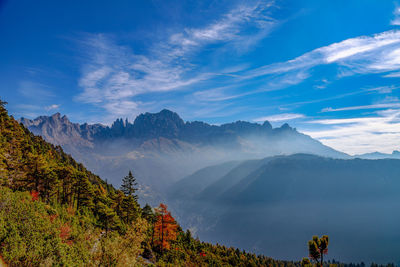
left=1, top=0, right=400, bottom=154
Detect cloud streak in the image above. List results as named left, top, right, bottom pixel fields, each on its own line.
left=75, top=1, right=278, bottom=120
left=191, top=29, right=400, bottom=103
left=241, top=30, right=400, bottom=81
left=254, top=113, right=305, bottom=122
left=45, top=104, right=60, bottom=111
left=391, top=3, right=400, bottom=26
left=304, top=109, right=400, bottom=154
left=322, top=103, right=400, bottom=112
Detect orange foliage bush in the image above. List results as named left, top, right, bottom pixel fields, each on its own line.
left=30, top=191, right=39, bottom=201
left=59, top=223, right=72, bottom=245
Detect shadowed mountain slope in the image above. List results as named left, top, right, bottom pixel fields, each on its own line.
left=170, top=154, right=400, bottom=263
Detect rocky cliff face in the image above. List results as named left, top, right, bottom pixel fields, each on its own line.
left=20, top=109, right=308, bottom=150
left=20, top=113, right=97, bottom=148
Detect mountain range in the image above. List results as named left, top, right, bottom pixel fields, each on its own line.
left=20, top=109, right=347, bottom=203
left=20, top=109, right=344, bottom=155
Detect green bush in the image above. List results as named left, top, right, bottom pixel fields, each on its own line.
left=0, top=187, right=93, bottom=266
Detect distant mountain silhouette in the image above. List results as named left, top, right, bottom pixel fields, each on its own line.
left=354, top=150, right=400, bottom=159
left=170, top=154, right=400, bottom=262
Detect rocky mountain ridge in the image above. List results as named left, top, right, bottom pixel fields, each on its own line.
left=19, top=109, right=347, bottom=205
left=20, top=109, right=292, bottom=148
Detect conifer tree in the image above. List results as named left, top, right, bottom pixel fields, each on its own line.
left=75, top=172, right=94, bottom=210
left=121, top=194, right=139, bottom=224
left=120, top=170, right=138, bottom=200
left=142, top=204, right=154, bottom=221
left=96, top=201, right=122, bottom=234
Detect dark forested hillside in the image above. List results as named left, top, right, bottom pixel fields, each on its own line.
left=0, top=99, right=306, bottom=266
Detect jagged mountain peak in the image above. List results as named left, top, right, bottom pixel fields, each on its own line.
left=262, top=120, right=272, bottom=129
left=280, top=123, right=292, bottom=130
left=134, top=109, right=184, bottom=125
left=51, top=112, right=61, bottom=118
left=132, top=109, right=185, bottom=139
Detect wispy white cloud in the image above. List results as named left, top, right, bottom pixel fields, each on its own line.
left=321, top=95, right=400, bottom=112
left=189, top=30, right=400, bottom=103
left=304, top=109, right=400, bottom=154
left=241, top=30, right=400, bottom=82
left=313, top=78, right=330, bottom=89
left=76, top=34, right=208, bottom=101
left=366, top=85, right=399, bottom=94
left=384, top=71, right=400, bottom=77
left=253, top=113, right=305, bottom=122
left=391, top=3, right=400, bottom=26
left=75, top=1, right=278, bottom=119
left=192, top=68, right=310, bottom=103
left=163, top=1, right=277, bottom=57
left=322, top=103, right=400, bottom=112
left=45, top=104, right=60, bottom=111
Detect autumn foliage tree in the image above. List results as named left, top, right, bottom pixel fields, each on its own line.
left=153, top=203, right=178, bottom=253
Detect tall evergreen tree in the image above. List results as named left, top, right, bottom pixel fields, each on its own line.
left=142, top=204, right=154, bottom=221
left=75, top=172, right=94, bottom=210
left=121, top=195, right=139, bottom=224
left=120, top=170, right=138, bottom=200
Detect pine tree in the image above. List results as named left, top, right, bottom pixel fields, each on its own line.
left=121, top=195, right=139, bottom=224
left=120, top=170, right=138, bottom=200
left=75, top=172, right=94, bottom=210
left=96, top=201, right=122, bottom=234
left=142, top=204, right=154, bottom=221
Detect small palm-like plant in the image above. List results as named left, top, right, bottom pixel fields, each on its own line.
left=307, top=235, right=329, bottom=267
